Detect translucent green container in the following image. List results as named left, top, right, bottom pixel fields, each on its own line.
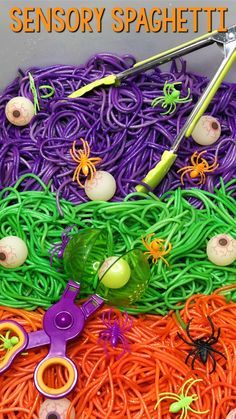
left=97, top=249, right=150, bottom=306
left=63, top=228, right=108, bottom=294
left=63, top=228, right=150, bottom=305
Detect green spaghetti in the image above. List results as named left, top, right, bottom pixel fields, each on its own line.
left=0, top=174, right=235, bottom=313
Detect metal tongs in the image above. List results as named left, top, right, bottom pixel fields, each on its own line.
left=69, top=26, right=236, bottom=192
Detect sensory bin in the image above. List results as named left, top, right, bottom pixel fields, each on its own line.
left=0, top=53, right=235, bottom=418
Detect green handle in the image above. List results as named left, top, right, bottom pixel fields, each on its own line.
left=135, top=150, right=177, bottom=193
left=134, top=30, right=217, bottom=68
left=185, top=48, right=236, bottom=137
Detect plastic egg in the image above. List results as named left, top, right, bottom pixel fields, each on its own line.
left=0, top=236, right=28, bottom=268
left=99, top=256, right=131, bottom=289
left=39, top=398, right=75, bottom=419
left=207, top=234, right=236, bottom=266
left=5, top=96, right=35, bottom=126
left=192, top=115, right=221, bottom=145
left=226, top=408, right=236, bottom=419
left=85, top=171, right=116, bottom=201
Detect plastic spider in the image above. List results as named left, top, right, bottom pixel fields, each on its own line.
left=0, top=330, right=19, bottom=360
left=178, top=316, right=226, bottom=374
left=155, top=378, right=209, bottom=419
left=142, top=233, right=172, bottom=265
left=70, top=138, right=102, bottom=187
left=177, top=150, right=219, bottom=185
left=151, top=81, right=192, bottom=115
left=98, top=309, right=133, bottom=359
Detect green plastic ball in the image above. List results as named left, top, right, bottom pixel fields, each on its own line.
left=99, top=257, right=131, bottom=289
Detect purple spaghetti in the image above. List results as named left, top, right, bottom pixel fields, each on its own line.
left=0, top=54, right=235, bottom=206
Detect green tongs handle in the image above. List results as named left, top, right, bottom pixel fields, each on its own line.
left=136, top=45, right=236, bottom=193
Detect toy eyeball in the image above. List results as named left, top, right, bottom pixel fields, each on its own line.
left=0, top=236, right=28, bottom=268
left=5, top=96, right=35, bottom=126
left=85, top=171, right=116, bottom=201
left=192, top=115, right=221, bottom=145
left=207, top=233, right=236, bottom=266
left=226, top=408, right=236, bottom=419
left=39, top=398, right=75, bottom=419
left=98, top=256, right=131, bottom=289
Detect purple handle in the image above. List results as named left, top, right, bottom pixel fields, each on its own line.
left=33, top=280, right=104, bottom=398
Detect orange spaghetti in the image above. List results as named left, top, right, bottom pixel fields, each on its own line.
left=0, top=289, right=236, bottom=418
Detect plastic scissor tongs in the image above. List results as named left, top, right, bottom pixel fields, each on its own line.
left=68, top=25, right=236, bottom=192
left=0, top=281, right=104, bottom=398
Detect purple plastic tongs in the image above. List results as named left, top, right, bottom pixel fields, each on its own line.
left=0, top=280, right=104, bottom=398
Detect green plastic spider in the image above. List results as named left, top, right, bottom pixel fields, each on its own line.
left=151, top=81, right=192, bottom=115
left=155, top=378, right=209, bottom=419
left=0, top=330, right=19, bottom=358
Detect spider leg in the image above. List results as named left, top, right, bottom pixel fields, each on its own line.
left=190, top=152, right=198, bottom=166
left=179, top=377, right=194, bottom=395
left=80, top=138, right=90, bottom=157
left=185, top=319, right=200, bottom=344
left=208, top=347, right=226, bottom=359
left=72, top=164, right=80, bottom=181
left=208, top=351, right=217, bottom=374
left=118, top=334, right=130, bottom=353
left=88, top=157, right=102, bottom=164
left=185, top=349, right=198, bottom=366
left=70, top=148, right=80, bottom=163
left=163, top=81, right=169, bottom=95
left=155, top=395, right=180, bottom=409
left=151, top=97, right=164, bottom=107
left=206, top=160, right=219, bottom=171
left=160, top=256, right=169, bottom=267
left=86, top=162, right=97, bottom=179
left=191, top=350, right=201, bottom=370
left=199, top=172, right=206, bottom=184
left=74, top=166, right=84, bottom=187
left=70, top=141, right=83, bottom=161
left=177, top=89, right=192, bottom=102
left=178, top=168, right=192, bottom=185
left=161, top=103, right=170, bottom=115
left=164, top=103, right=173, bottom=115
left=196, top=150, right=207, bottom=164
left=205, top=316, right=216, bottom=341
left=177, top=166, right=193, bottom=173
left=180, top=408, right=187, bottom=419
left=86, top=161, right=97, bottom=173
left=105, top=309, right=113, bottom=326
left=188, top=406, right=210, bottom=415
left=169, top=103, right=176, bottom=115
left=184, top=378, right=202, bottom=397
left=177, top=332, right=194, bottom=346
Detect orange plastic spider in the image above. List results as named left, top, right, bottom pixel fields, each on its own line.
left=70, top=138, right=102, bottom=187
left=177, top=150, right=218, bottom=185
left=142, top=233, right=172, bottom=266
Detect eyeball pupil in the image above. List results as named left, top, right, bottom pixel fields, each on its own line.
left=219, top=238, right=228, bottom=246
left=13, top=110, right=21, bottom=118
left=47, top=413, right=59, bottom=419
left=211, top=121, right=219, bottom=130
left=0, top=252, right=6, bottom=261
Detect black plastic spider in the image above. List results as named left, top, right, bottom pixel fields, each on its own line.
left=177, top=316, right=226, bottom=374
